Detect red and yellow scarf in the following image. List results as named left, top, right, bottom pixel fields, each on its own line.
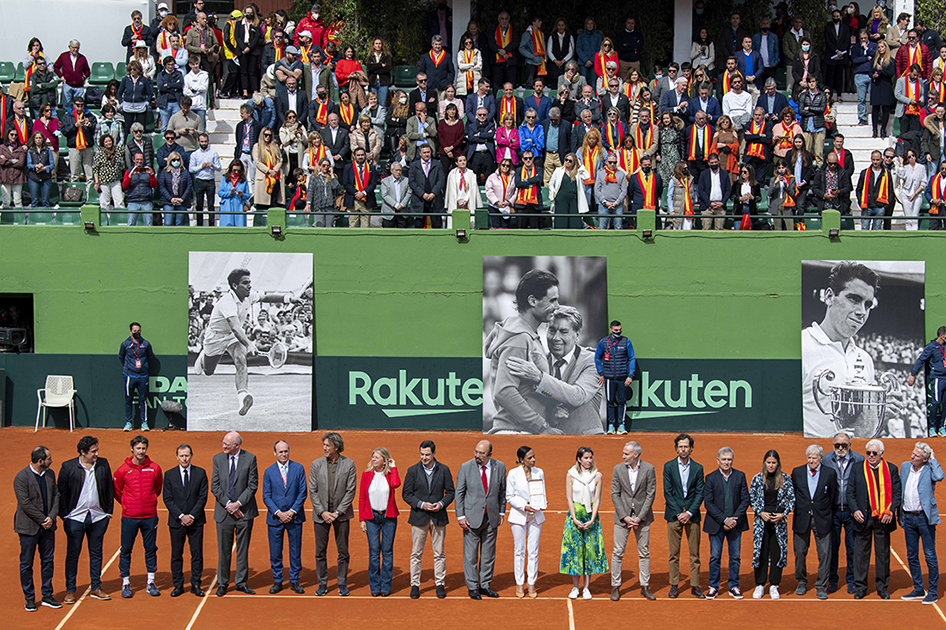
left=516, top=165, right=538, bottom=204
left=495, top=26, right=511, bottom=63
left=24, top=52, right=44, bottom=93
left=618, top=147, right=640, bottom=174
left=776, top=121, right=797, bottom=150
left=499, top=96, right=517, bottom=123
left=264, top=147, right=280, bottom=194
left=531, top=28, right=546, bottom=76
left=721, top=70, right=743, bottom=95
left=931, top=80, right=946, bottom=103
left=931, top=173, right=945, bottom=214
left=745, top=119, right=767, bottom=159
left=906, top=78, right=923, bottom=114
left=905, top=45, right=923, bottom=77
left=605, top=121, right=624, bottom=149
left=595, top=52, right=616, bottom=78
left=313, top=98, right=329, bottom=126
left=352, top=162, right=370, bottom=192
left=682, top=177, right=694, bottom=215
left=636, top=171, right=657, bottom=209
left=429, top=48, right=446, bottom=67
left=14, top=115, right=29, bottom=146
left=339, top=102, right=355, bottom=126
left=463, top=49, right=476, bottom=92
left=308, top=143, right=327, bottom=167
left=603, top=164, right=618, bottom=183
left=299, top=44, right=312, bottom=63
left=864, top=461, right=893, bottom=517
left=860, top=168, right=890, bottom=207
left=635, top=122, right=654, bottom=152
left=687, top=124, right=712, bottom=161
left=581, top=145, right=600, bottom=185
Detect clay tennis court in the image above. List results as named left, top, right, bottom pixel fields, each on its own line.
left=4, top=427, right=946, bottom=629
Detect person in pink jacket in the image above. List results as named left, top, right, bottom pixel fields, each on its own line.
left=358, top=448, right=400, bottom=597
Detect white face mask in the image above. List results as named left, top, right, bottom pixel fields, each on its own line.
left=399, top=96, right=407, bottom=104
left=312, top=13, right=319, bottom=20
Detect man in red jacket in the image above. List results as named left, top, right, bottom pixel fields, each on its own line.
left=896, top=30, right=932, bottom=80
left=114, top=435, right=163, bottom=599
left=295, top=3, right=327, bottom=49
left=52, top=40, right=91, bottom=110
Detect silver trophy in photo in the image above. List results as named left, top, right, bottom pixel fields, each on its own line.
left=813, top=356, right=900, bottom=438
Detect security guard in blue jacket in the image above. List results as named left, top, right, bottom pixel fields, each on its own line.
left=119, top=321, right=155, bottom=432
left=909, top=326, right=946, bottom=438
left=594, top=320, right=635, bottom=434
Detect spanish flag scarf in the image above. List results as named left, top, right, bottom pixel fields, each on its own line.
left=429, top=48, right=446, bottom=67
left=353, top=162, right=370, bottom=192
left=313, top=98, right=329, bottom=126
left=499, top=96, right=517, bottom=124
left=595, top=52, right=615, bottom=79
left=636, top=170, right=657, bottom=209
left=682, top=177, right=694, bottom=215
left=531, top=27, right=546, bottom=76
left=776, top=121, right=797, bottom=150
left=73, top=110, right=88, bottom=150
left=495, top=26, right=511, bottom=64
left=463, top=49, right=476, bottom=92
left=930, top=173, right=944, bottom=214
left=24, top=52, right=44, bottom=93
left=605, top=121, right=624, bottom=149
left=603, top=164, right=618, bottom=183
left=264, top=146, right=280, bottom=194
left=860, top=168, right=890, bottom=207
left=864, top=460, right=893, bottom=518
left=274, top=44, right=284, bottom=62
left=635, top=122, right=654, bottom=152
left=721, top=70, right=743, bottom=96
left=581, top=145, right=600, bottom=185
left=308, top=144, right=327, bottom=167
left=14, top=115, right=29, bottom=146
left=516, top=165, right=538, bottom=204
left=339, top=102, right=355, bottom=126
left=687, top=124, right=712, bottom=161
left=745, top=119, right=767, bottom=159
left=905, top=45, right=923, bottom=77
left=931, top=80, right=946, bottom=103
left=905, top=78, right=922, bottom=114
left=299, top=44, right=312, bottom=63
left=618, top=147, right=640, bottom=174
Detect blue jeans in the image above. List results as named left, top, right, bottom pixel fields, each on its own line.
left=268, top=521, right=303, bottom=584
left=830, top=508, right=855, bottom=588
left=708, top=528, right=742, bottom=590
left=861, top=205, right=883, bottom=230
left=19, top=529, right=55, bottom=600
left=854, top=74, right=871, bottom=123
left=903, top=511, right=938, bottom=594
left=119, top=516, right=158, bottom=578
left=127, top=201, right=153, bottom=226
left=163, top=204, right=188, bottom=225
left=62, top=85, right=86, bottom=109
left=606, top=379, right=627, bottom=428
left=124, top=375, right=148, bottom=425
left=63, top=514, right=109, bottom=592
left=365, top=512, right=397, bottom=594
left=370, top=81, right=389, bottom=108
left=194, top=109, right=207, bottom=128
left=160, top=102, right=182, bottom=132
left=597, top=201, right=623, bottom=229
left=27, top=178, right=52, bottom=207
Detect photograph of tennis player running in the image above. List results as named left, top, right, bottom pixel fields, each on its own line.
left=187, top=252, right=313, bottom=431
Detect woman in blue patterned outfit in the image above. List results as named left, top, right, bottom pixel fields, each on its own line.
left=560, top=446, right=608, bottom=599
left=750, top=449, right=795, bottom=600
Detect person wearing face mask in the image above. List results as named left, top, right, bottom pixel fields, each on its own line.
left=119, top=322, right=155, bottom=432
left=784, top=17, right=810, bottom=94
left=595, top=320, right=635, bottom=435
left=236, top=7, right=262, bottom=99
left=158, top=150, right=193, bottom=226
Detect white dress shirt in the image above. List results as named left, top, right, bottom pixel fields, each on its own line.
left=903, top=465, right=923, bottom=512
left=66, top=461, right=109, bottom=523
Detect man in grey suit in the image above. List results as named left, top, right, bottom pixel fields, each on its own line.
left=823, top=431, right=864, bottom=594
left=210, top=431, right=259, bottom=596
left=15, top=445, right=61, bottom=612
left=308, top=431, right=357, bottom=596
left=506, top=305, right=604, bottom=434
left=455, top=439, right=506, bottom=599
left=610, top=441, right=657, bottom=601
left=380, top=162, right=412, bottom=228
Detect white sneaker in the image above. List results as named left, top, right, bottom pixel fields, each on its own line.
left=769, top=585, right=780, bottom=600
left=582, top=588, right=592, bottom=600
left=568, top=587, right=579, bottom=599
left=753, top=586, right=764, bottom=599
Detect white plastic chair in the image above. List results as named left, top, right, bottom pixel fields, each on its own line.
left=35, top=375, right=76, bottom=432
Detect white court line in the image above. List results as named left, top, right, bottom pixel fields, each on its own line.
left=185, top=540, right=233, bottom=630
left=54, top=547, right=120, bottom=630
left=891, top=547, right=946, bottom=626
left=566, top=598, right=576, bottom=630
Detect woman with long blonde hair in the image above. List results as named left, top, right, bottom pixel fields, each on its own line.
left=253, top=126, right=282, bottom=211
left=358, top=447, right=400, bottom=597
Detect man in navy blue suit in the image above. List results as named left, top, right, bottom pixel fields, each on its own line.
left=702, top=447, right=749, bottom=599
left=791, top=444, right=838, bottom=600
left=163, top=444, right=208, bottom=597
left=823, top=432, right=864, bottom=594
left=899, top=442, right=944, bottom=604
left=262, top=440, right=308, bottom=594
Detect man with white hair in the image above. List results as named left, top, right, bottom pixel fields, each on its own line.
left=790, top=444, right=838, bottom=599
left=610, top=441, right=657, bottom=600
left=899, top=442, right=943, bottom=604
left=659, top=77, right=690, bottom=117
left=702, top=447, right=749, bottom=599
left=210, top=431, right=259, bottom=597
left=53, top=40, right=90, bottom=109
left=823, top=431, right=864, bottom=594
left=846, top=439, right=902, bottom=599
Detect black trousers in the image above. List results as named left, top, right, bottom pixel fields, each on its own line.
left=755, top=522, right=782, bottom=586
left=169, top=523, right=204, bottom=588
left=414, top=200, right=444, bottom=228
left=239, top=53, right=260, bottom=97
left=222, top=60, right=241, bottom=97
left=853, top=518, right=891, bottom=594
left=469, top=151, right=494, bottom=184
left=314, top=519, right=350, bottom=587
left=193, top=178, right=215, bottom=226
left=19, top=529, right=55, bottom=601
left=492, top=62, right=518, bottom=91
left=824, top=63, right=845, bottom=96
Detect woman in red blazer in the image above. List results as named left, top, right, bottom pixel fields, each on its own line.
left=358, top=448, right=400, bottom=596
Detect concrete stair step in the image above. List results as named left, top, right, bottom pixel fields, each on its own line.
left=839, top=136, right=894, bottom=151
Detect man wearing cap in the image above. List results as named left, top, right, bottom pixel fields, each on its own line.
left=273, top=46, right=303, bottom=98
left=295, top=4, right=327, bottom=49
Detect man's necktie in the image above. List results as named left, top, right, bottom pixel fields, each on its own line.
left=281, top=466, right=288, bottom=487
left=184, top=468, right=189, bottom=488
left=554, top=358, right=566, bottom=380
left=228, top=456, right=237, bottom=500
left=481, top=465, right=489, bottom=514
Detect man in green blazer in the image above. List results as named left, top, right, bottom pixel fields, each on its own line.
left=663, top=433, right=705, bottom=599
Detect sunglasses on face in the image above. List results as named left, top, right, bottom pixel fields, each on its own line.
left=866, top=450, right=880, bottom=456
left=263, top=133, right=272, bottom=138
left=834, top=443, right=849, bottom=449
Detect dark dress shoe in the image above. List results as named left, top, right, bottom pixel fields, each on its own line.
left=170, top=586, right=185, bottom=597
left=479, top=588, right=500, bottom=598
left=610, top=587, right=621, bottom=601
left=338, top=586, right=350, bottom=597
left=381, top=592, right=390, bottom=597
left=235, top=584, right=255, bottom=594
left=668, top=584, right=679, bottom=599
left=855, top=592, right=866, bottom=599
left=216, top=585, right=227, bottom=597
left=641, top=586, right=656, bottom=600
left=436, top=585, right=446, bottom=599
left=270, top=583, right=283, bottom=594
left=410, top=585, right=420, bottom=599
left=691, top=586, right=705, bottom=599
left=290, top=583, right=304, bottom=594
left=191, top=586, right=205, bottom=597
left=372, top=592, right=381, bottom=597
left=826, top=583, right=838, bottom=594
left=316, top=585, right=328, bottom=596
left=878, top=590, right=890, bottom=600
left=469, top=589, right=482, bottom=600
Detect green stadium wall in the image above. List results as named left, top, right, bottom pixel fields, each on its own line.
left=0, top=225, right=942, bottom=432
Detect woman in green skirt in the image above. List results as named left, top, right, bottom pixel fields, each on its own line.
left=560, top=446, right=608, bottom=599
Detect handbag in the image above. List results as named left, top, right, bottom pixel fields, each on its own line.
left=63, top=186, right=83, bottom=203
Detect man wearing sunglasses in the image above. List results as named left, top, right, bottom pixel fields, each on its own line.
left=823, top=431, right=864, bottom=594
left=846, top=439, right=902, bottom=600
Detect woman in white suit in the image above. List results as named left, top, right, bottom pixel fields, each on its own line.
left=507, top=445, right=547, bottom=598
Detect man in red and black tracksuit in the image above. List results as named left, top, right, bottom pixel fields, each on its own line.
left=114, top=435, right=163, bottom=599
